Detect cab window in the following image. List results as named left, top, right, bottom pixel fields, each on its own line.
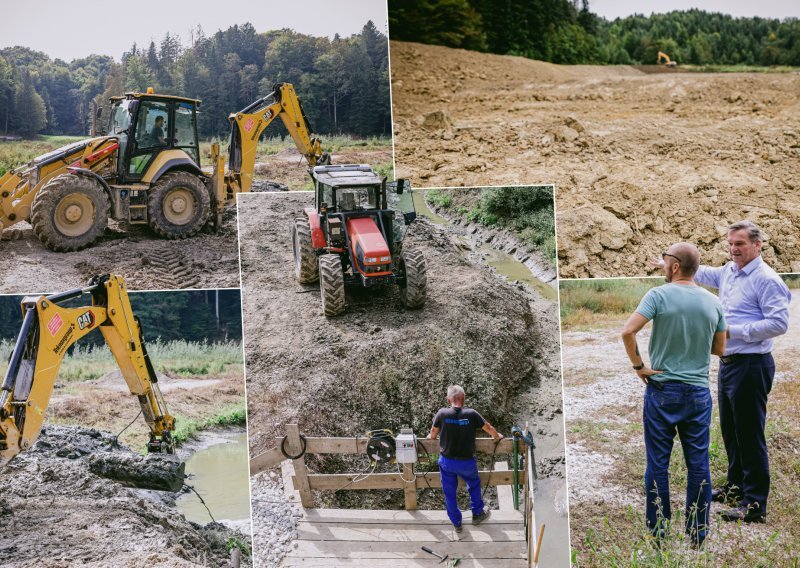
left=174, top=102, right=200, bottom=166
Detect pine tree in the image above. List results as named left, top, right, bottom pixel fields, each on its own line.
left=12, top=71, right=46, bottom=137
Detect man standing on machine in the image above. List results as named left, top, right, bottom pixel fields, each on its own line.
left=429, top=385, right=504, bottom=533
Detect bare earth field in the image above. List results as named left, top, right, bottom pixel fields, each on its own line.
left=0, top=146, right=390, bottom=295
left=561, top=296, right=800, bottom=567
left=389, top=41, right=800, bottom=278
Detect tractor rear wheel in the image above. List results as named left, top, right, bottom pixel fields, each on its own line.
left=292, top=217, right=318, bottom=283
left=148, top=172, right=210, bottom=238
left=319, top=254, right=345, bottom=317
left=399, top=248, right=427, bottom=309
left=30, top=173, right=110, bottom=252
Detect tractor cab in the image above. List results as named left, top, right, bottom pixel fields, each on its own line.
left=107, top=91, right=202, bottom=183
left=295, top=165, right=426, bottom=316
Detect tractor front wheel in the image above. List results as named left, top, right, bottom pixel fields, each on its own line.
left=399, top=248, right=427, bottom=309
left=148, top=172, right=210, bottom=238
left=319, top=254, right=346, bottom=317
left=293, top=217, right=318, bottom=283
left=30, top=173, right=110, bottom=252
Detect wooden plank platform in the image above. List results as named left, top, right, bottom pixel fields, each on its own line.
left=282, top=508, right=527, bottom=567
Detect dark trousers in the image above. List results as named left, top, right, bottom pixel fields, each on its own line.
left=643, top=381, right=712, bottom=543
left=718, top=353, right=775, bottom=513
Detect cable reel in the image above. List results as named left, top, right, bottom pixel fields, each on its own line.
left=365, top=429, right=396, bottom=467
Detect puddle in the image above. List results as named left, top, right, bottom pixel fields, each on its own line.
left=176, top=432, right=251, bottom=528
left=480, top=245, right=559, bottom=302
left=414, top=189, right=557, bottom=301
left=412, top=189, right=448, bottom=225
left=533, top=476, right=571, bottom=568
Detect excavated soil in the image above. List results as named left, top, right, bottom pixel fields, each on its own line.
left=0, top=425, right=250, bottom=567
left=389, top=41, right=800, bottom=278
left=237, top=191, right=565, bottom=564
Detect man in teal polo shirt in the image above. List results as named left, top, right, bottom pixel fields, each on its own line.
left=621, top=242, right=727, bottom=546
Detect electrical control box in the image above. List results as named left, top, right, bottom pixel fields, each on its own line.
left=395, top=428, right=417, bottom=464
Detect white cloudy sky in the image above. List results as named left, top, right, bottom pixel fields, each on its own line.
left=591, top=0, right=797, bottom=20
left=3, top=0, right=387, bottom=62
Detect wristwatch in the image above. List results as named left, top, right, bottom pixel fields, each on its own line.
left=633, top=364, right=644, bottom=370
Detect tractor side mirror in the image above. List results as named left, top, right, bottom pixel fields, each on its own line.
left=96, top=107, right=103, bottom=120
left=395, top=179, right=409, bottom=194
left=403, top=211, right=416, bottom=225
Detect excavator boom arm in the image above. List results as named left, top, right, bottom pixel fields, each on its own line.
left=224, top=82, right=328, bottom=194
left=0, top=275, right=174, bottom=465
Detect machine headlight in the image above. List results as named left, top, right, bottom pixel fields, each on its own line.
left=365, top=257, right=377, bottom=263
left=379, top=255, right=391, bottom=262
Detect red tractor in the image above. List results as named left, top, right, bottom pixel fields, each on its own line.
left=292, top=164, right=426, bottom=317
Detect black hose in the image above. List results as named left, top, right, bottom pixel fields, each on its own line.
left=280, top=434, right=307, bottom=460
left=184, top=482, right=216, bottom=523
left=113, top=409, right=143, bottom=448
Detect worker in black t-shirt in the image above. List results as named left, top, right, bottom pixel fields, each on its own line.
left=429, top=385, right=504, bottom=532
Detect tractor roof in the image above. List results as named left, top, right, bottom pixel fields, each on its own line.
left=312, top=164, right=382, bottom=187
left=110, top=92, right=201, bottom=106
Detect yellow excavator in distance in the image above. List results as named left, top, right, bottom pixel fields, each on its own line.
left=657, top=51, right=678, bottom=67
left=0, top=83, right=329, bottom=251
left=0, top=274, right=174, bottom=466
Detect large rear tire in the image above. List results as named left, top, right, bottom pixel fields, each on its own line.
left=319, top=254, right=345, bottom=317
left=148, top=172, right=210, bottom=238
left=399, top=248, right=427, bottom=309
left=292, top=217, right=318, bottom=283
left=30, top=173, right=110, bottom=252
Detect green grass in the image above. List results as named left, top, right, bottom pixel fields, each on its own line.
left=426, top=188, right=453, bottom=208
left=467, top=186, right=557, bottom=266
left=560, top=278, right=662, bottom=328
left=199, top=133, right=392, bottom=163
left=171, top=402, right=247, bottom=445
left=0, top=135, right=86, bottom=176
left=0, top=338, right=243, bottom=381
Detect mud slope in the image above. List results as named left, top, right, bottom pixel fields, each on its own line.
left=0, top=207, right=240, bottom=294
left=0, top=425, right=249, bottom=567
left=390, top=41, right=800, bottom=277
left=239, top=192, right=561, bottom=459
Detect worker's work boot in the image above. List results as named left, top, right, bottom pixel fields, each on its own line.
left=711, top=485, right=742, bottom=505
left=719, top=504, right=766, bottom=523
left=454, top=524, right=463, bottom=534
left=471, top=509, right=491, bottom=525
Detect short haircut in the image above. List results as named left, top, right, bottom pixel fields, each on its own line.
left=447, top=385, right=465, bottom=400
left=669, top=242, right=700, bottom=277
left=729, top=220, right=766, bottom=243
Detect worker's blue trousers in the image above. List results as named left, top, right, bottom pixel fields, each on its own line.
left=438, top=455, right=484, bottom=527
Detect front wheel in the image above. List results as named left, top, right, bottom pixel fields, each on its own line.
left=30, top=173, right=110, bottom=252
left=148, top=172, right=210, bottom=238
left=399, top=248, right=427, bottom=309
left=319, top=254, right=346, bottom=317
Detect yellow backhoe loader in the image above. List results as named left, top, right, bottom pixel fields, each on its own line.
left=0, top=274, right=174, bottom=466
left=0, top=83, right=328, bottom=251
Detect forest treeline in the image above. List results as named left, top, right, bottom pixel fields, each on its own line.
left=0, top=21, right=390, bottom=139
left=389, top=1, right=800, bottom=66
left=0, top=289, right=242, bottom=345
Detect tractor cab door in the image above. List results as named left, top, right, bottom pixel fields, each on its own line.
left=387, top=179, right=416, bottom=243
left=123, top=99, right=171, bottom=181
left=108, top=99, right=133, bottom=167
left=173, top=101, right=200, bottom=167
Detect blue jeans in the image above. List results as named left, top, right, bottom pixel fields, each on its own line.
left=438, top=455, right=484, bottom=526
left=643, top=381, right=712, bottom=543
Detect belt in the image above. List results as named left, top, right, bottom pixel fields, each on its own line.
left=720, top=352, right=771, bottom=365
